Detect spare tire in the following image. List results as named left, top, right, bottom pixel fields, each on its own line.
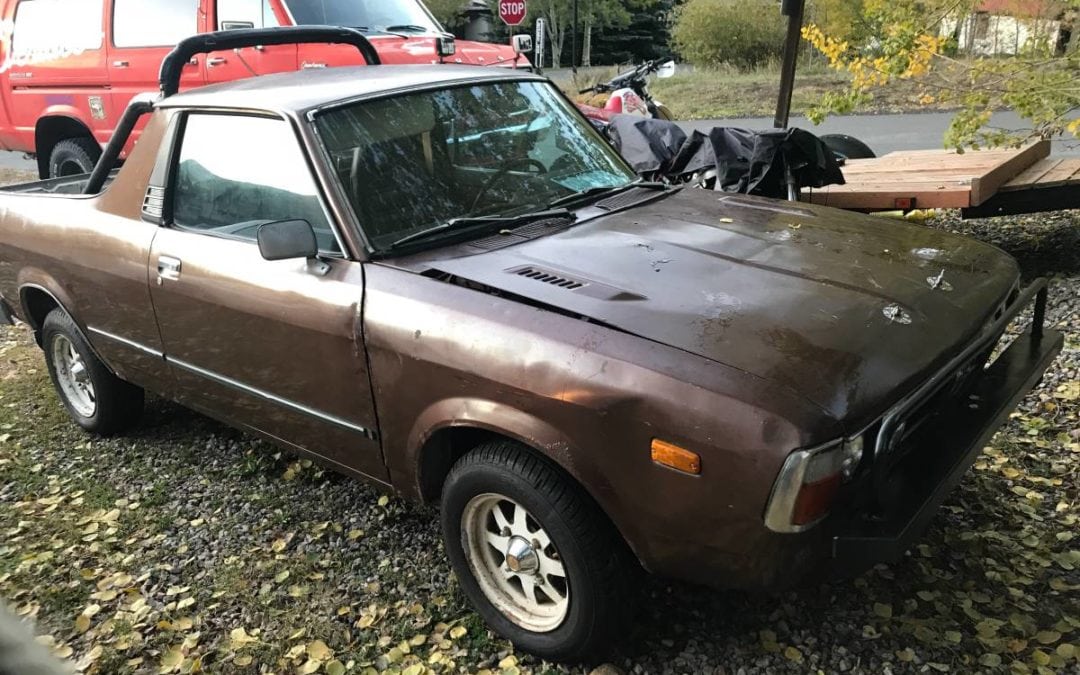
left=820, top=134, right=876, bottom=160
left=48, top=137, right=101, bottom=178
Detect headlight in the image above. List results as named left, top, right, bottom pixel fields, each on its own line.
left=764, top=436, right=865, bottom=534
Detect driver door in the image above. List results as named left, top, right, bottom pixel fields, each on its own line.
left=149, top=111, right=386, bottom=482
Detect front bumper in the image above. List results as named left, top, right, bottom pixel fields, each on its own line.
left=830, top=279, right=1062, bottom=572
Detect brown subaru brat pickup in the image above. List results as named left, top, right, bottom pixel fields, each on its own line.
left=0, top=27, right=1063, bottom=662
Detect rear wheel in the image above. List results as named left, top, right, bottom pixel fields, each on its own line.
left=48, top=137, right=101, bottom=178
left=441, top=441, right=634, bottom=662
left=41, top=310, right=143, bottom=435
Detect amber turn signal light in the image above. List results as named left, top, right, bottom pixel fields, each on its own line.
left=651, top=439, right=701, bottom=475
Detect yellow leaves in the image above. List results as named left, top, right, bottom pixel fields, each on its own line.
left=306, top=639, right=333, bottom=662
left=448, top=625, right=468, bottom=640
left=1053, top=381, right=1079, bottom=401
left=347, top=529, right=364, bottom=541
left=274, top=570, right=290, bottom=584
left=377, top=495, right=390, bottom=507
left=325, top=660, right=346, bottom=675
left=896, top=648, right=915, bottom=662
left=1068, top=118, right=1080, bottom=137
left=74, top=603, right=100, bottom=633
left=228, top=627, right=259, bottom=650
left=783, top=646, right=804, bottom=663
left=873, top=602, right=893, bottom=619
left=1035, top=630, right=1061, bottom=645
left=271, top=538, right=287, bottom=553
left=159, top=645, right=184, bottom=674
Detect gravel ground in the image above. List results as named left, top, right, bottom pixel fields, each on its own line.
left=0, top=163, right=1077, bottom=675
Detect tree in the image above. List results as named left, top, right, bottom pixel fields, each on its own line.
left=802, top=0, right=1080, bottom=149
left=424, top=0, right=468, bottom=28
left=671, top=0, right=788, bottom=68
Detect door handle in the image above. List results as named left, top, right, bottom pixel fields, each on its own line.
left=302, top=61, right=327, bottom=69
left=112, top=60, right=130, bottom=68
left=157, top=256, right=182, bottom=283
left=207, top=57, right=227, bottom=67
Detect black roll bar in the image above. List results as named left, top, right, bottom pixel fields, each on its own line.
left=83, top=94, right=155, bottom=195
left=159, top=26, right=381, bottom=98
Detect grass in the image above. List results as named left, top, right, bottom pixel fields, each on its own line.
left=555, top=61, right=957, bottom=120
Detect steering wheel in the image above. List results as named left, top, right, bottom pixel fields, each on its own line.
left=469, top=158, right=547, bottom=213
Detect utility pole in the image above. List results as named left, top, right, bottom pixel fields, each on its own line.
left=773, top=0, right=805, bottom=129
left=572, top=0, right=579, bottom=73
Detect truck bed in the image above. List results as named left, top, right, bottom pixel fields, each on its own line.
left=0, top=170, right=119, bottom=196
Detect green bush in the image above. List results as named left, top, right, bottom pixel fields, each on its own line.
left=672, top=0, right=788, bottom=69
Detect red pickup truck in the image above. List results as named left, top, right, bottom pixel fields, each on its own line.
left=0, top=0, right=528, bottom=178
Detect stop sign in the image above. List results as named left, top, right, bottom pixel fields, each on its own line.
left=498, top=0, right=527, bottom=26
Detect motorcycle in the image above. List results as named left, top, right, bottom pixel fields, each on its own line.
left=577, top=57, right=677, bottom=126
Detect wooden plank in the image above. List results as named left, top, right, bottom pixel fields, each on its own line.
left=808, top=185, right=973, bottom=210
left=1034, top=159, right=1080, bottom=186
left=999, top=158, right=1062, bottom=191
left=1000, top=158, right=1080, bottom=191
left=969, top=140, right=1051, bottom=205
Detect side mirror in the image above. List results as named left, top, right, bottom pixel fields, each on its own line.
left=657, top=60, right=676, bottom=79
left=436, top=36, right=456, bottom=58
left=511, top=34, right=533, bottom=54
left=220, top=20, right=255, bottom=30
left=257, top=219, right=318, bottom=261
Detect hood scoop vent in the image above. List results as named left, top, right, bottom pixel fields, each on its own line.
left=514, top=266, right=585, bottom=290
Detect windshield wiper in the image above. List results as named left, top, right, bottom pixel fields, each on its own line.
left=547, top=179, right=666, bottom=209
left=388, top=208, right=574, bottom=250
left=383, top=24, right=430, bottom=33
left=351, top=25, right=410, bottom=38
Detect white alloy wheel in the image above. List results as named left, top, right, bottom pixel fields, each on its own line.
left=51, top=334, right=96, bottom=417
left=461, top=493, right=570, bottom=632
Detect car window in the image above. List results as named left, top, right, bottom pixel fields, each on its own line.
left=12, top=0, right=104, bottom=61
left=172, top=114, right=341, bottom=254
left=112, top=0, right=198, bottom=48
left=315, top=81, right=635, bottom=252
left=217, top=0, right=280, bottom=29
left=282, top=0, right=439, bottom=32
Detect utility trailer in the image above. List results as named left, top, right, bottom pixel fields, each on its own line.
left=772, top=0, right=1079, bottom=218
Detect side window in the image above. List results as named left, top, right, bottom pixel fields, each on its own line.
left=112, top=0, right=198, bottom=48
left=171, top=114, right=340, bottom=254
left=12, top=0, right=104, bottom=61
left=216, top=0, right=280, bottom=29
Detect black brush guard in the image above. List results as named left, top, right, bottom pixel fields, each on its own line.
left=831, top=279, right=1062, bottom=566
left=85, top=26, right=381, bottom=195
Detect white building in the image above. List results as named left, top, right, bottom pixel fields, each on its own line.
left=941, top=0, right=1069, bottom=55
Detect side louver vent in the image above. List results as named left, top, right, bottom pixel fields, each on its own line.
left=142, top=186, right=166, bottom=221
left=514, top=267, right=585, bottom=290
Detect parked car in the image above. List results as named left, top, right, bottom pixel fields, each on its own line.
left=0, top=28, right=1062, bottom=662
left=0, top=0, right=529, bottom=179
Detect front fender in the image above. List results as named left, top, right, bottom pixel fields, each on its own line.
left=399, top=394, right=645, bottom=561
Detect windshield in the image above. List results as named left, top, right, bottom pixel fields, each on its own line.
left=315, top=81, right=637, bottom=253
left=282, top=0, right=440, bottom=32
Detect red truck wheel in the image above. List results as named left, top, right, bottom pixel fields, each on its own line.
left=48, top=138, right=101, bottom=178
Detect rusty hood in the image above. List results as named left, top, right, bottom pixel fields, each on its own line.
left=419, top=190, right=1020, bottom=428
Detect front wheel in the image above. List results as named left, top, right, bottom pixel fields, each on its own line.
left=41, top=310, right=144, bottom=435
left=441, top=441, right=634, bottom=662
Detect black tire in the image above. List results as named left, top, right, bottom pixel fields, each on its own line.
left=41, top=309, right=143, bottom=435
left=820, top=133, right=876, bottom=160
left=441, top=441, right=634, bottom=663
left=47, top=137, right=101, bottom=178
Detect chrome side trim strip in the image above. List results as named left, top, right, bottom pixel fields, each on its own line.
left=87, top=326, right=165, bottom=358
left=168, top=357, right=378, bottom=441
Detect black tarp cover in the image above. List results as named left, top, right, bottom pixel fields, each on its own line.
left=607, top=115, right=845, bottom=199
